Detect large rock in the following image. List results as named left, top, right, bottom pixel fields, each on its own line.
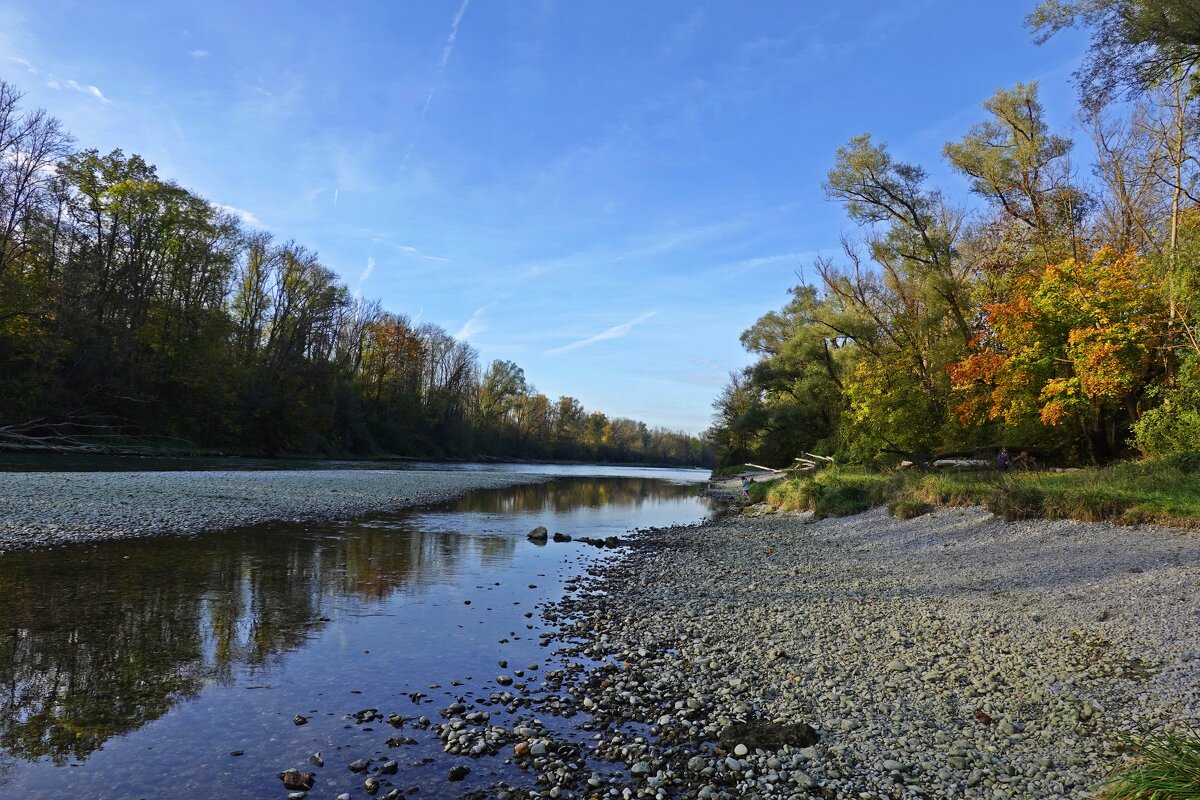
left=718, top=720, right=819, bottom=751
left=527, top=526, right=548, bottom=543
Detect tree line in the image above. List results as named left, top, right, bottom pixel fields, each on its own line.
left=0, top=81, right=710, bottom=466
left=710, top=0, right=1200, bottom=468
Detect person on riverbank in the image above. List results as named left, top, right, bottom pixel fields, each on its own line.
left=741, top=476, right=750, bottom=500
left=997, top=447, right=1011, bottom=471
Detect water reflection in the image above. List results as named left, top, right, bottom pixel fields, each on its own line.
left=449, top=476, right=698, bottom=514
left=0, top=477, right=704, bottom=770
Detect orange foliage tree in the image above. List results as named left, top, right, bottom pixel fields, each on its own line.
left=950, top=249, right=1165, bottom=460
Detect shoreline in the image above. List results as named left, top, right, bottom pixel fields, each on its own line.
left=531, top=505, right=1200, bottom=799
left=0, top=468, right=551, bottom=552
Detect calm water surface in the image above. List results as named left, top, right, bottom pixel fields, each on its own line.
left=0, top=467, right=711, bottom=799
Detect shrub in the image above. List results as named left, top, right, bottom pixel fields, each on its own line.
left=1133, top=353, right=1200, bottom=459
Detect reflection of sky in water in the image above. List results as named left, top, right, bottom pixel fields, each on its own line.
left=0, top=472, right=710, bottom=799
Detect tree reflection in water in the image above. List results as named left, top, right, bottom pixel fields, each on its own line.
left=0, top=477, right=702, bottom=766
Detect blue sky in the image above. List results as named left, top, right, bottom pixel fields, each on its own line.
left=0, top=1, right=1087, bottom=433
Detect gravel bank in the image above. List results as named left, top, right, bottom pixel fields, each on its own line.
left=527, top=506, right=1200, bottom=799
left=0, top=469, right=547, bottom=551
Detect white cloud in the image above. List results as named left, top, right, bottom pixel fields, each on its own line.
left=358, top=255, right=375, bottom=287
left=212, top=203, right=262, bottom=227
left=548, top=311, right=659, bottom=355
left=356, top=229, right=449, bottom=262
left=10, top=56, right=39, bottom=75
left=454, top=306, right=487, bottom=341
left=190, top=49, right=210, bottom=58
left=14, top=57, right=111, bottom=104
left=403, top=0, right=471, bottom=171
left=45, top=77, right=111, bottom=104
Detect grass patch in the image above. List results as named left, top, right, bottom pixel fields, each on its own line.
left=746, top=478, right=778, bottom=504
left=754, top=468, right=889, bottom=519
left=1100, top=727, right=1200, bottom=799
left=985, top=484, right=1045, bottom=521
left=888, top=498, right=933, bottom=519
left=900, top=472, right=992, bottom=507
left=1016, top=460, right=1200, bottom=527
left=748, top=458, right=1200, bottom=528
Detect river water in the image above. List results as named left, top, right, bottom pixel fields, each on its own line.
left=0, top=465, right=711, bottom=799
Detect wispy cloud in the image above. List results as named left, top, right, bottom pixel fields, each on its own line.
left=189, top=49, right=210, bottom=58
left=358, top=256, right=376, bottom=286
left=403, top=0, right=471, bottom=170
left=454, top=305, right=487, bottom=341
left=11, top=57, right=112, bottom=104
left=212, top=203, right=262, bottom=227
left=46, top=79, right=111, bottom=104
left=10, top=56, right=39, bottom=75
left=548, top=311, right=659, bottom=355
left=356, top=229, right=448, bottom=262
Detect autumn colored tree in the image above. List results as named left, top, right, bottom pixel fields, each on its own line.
left=0, top=82, right=711, bottom=466
left=950, top=249, right=1165, bottom=461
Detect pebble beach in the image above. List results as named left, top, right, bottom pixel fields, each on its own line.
left=0, top=468, right=546, bottom=551
left=525, top=505, right=1200, bottom=799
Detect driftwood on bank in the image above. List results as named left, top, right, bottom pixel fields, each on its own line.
left=0, top=417, right=191, bottom=456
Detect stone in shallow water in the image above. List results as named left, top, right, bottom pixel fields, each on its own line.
left=279, top=769, right=315, bottom=791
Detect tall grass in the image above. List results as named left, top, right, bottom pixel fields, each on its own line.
left=749, top=468, right=890, bottom=519
left=1100, top=727, right=1200, bottom=799
left=744, top=458, right=1200, bottom=527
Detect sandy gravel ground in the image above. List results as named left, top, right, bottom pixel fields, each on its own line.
left=535, top=505, right=1200, bottom=799
left=0, top=469, right=546, bottom=551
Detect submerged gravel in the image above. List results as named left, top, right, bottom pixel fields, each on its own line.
left=521, top=505, right=1200, bottom=799
left=0, top=469, right=546, bottom=551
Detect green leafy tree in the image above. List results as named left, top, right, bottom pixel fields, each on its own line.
left=1030, top=0, right=1200, bottom=106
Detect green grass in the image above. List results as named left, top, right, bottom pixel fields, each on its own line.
left=1100, top=727, right=1200, bottom=799
left=745, top=458, right=1200, bottom=527
left=749, top=468, right=890, bottom=519
left=887, top=498, right=933, bottom=519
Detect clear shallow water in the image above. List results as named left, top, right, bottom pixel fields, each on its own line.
left=0, top=468, right=711, bottom=799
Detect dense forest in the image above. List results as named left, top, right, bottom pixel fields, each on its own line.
left=710, top=0, right=1200, bottom=469
left=0, top=82, right=710, bottom=466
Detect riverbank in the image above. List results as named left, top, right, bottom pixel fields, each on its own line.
left=537, top=505, right=1200, bottom=799
left=0, top=468, right=549, bottom=551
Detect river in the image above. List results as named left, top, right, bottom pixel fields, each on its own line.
left=0, top=464, right=712, bottom=799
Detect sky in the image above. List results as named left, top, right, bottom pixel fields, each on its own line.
left=0, top=1, right=1089, bottom=434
